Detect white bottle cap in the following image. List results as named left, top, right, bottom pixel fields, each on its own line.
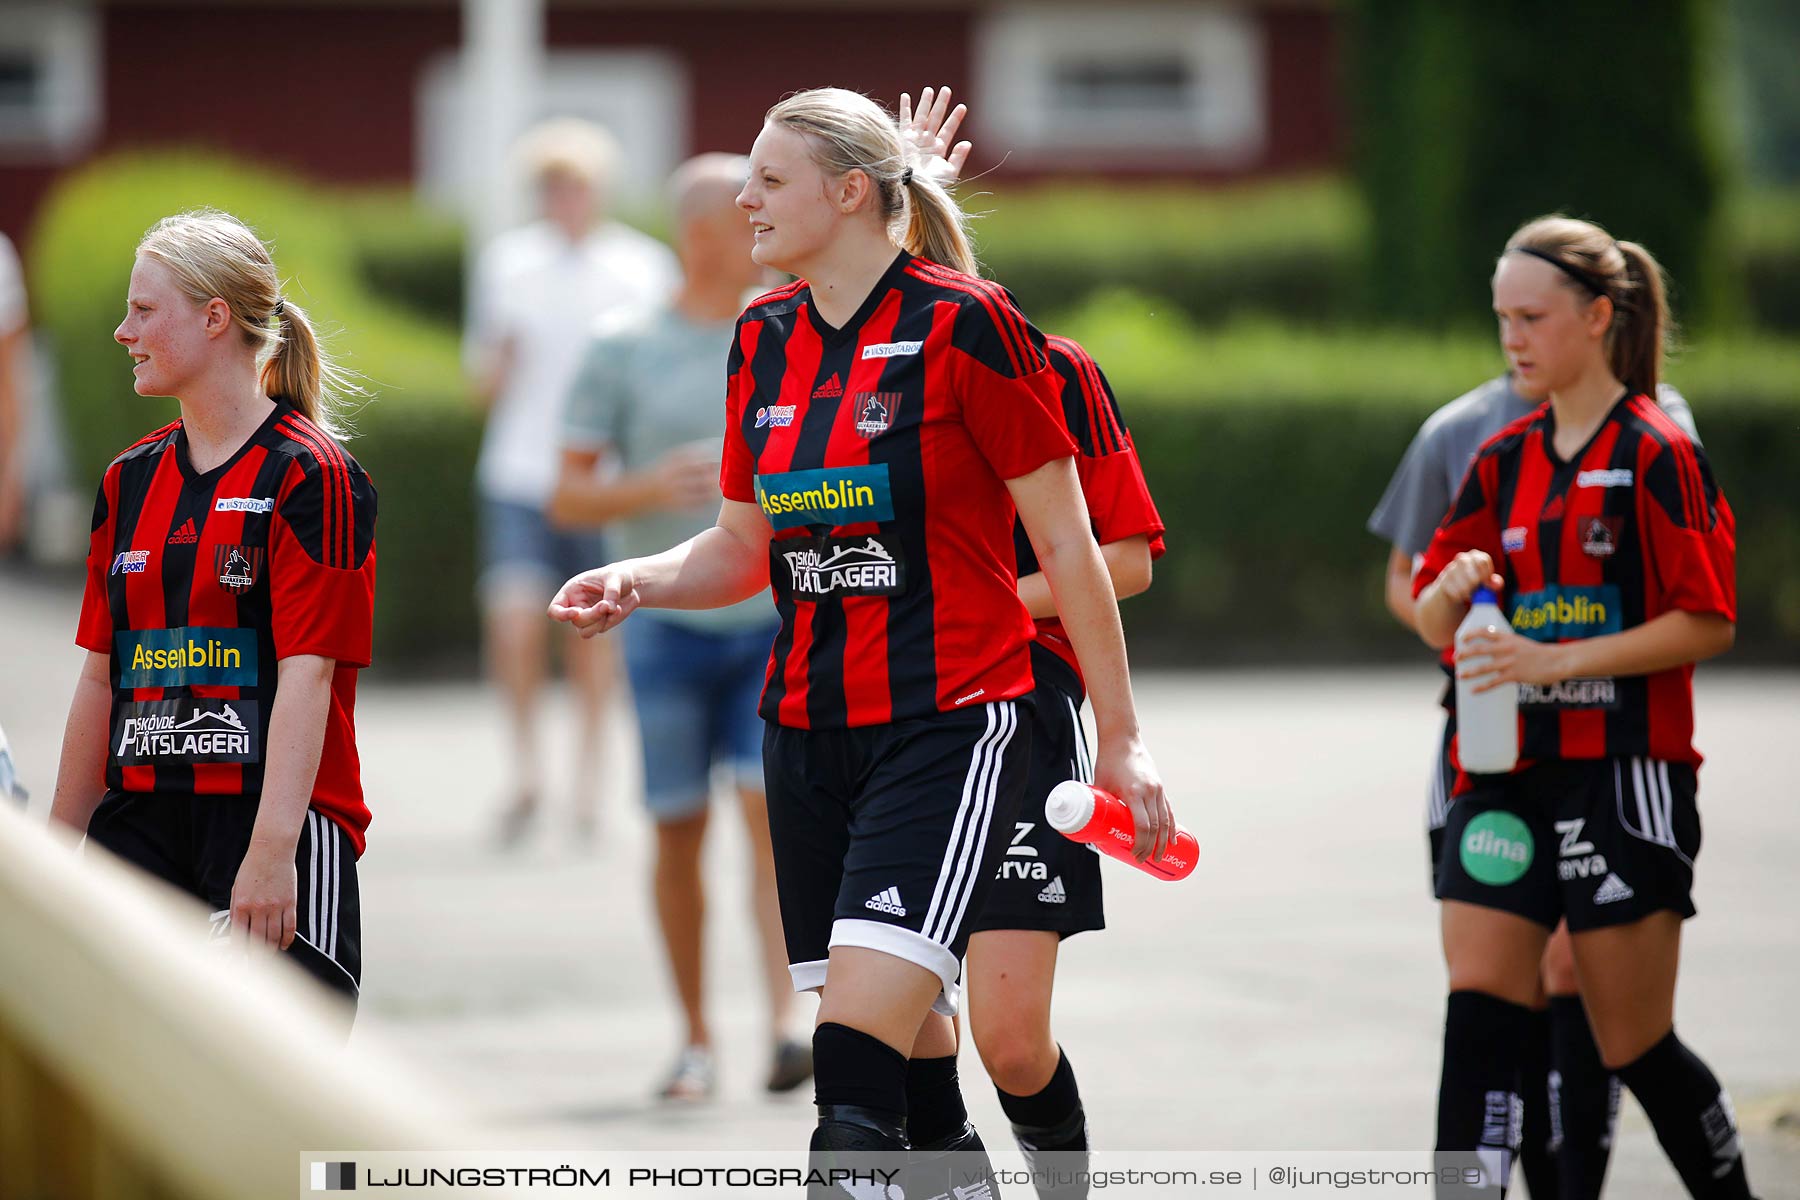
left=1045, top=780, right=1098, bottom=834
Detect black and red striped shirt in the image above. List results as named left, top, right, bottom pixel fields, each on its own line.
left=1415, top=393, right=1734, bottom=774
left=75, top=401, right=378, bottom=852
left=722, top=252, right=1075, bottom=729
left=1014, top=336, right=1166, bottom=683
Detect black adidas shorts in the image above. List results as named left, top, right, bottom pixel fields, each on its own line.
left=763, top=698, right=1032, bottom=1017
left=1425, top=711, right=1457, bottom=892
left=968, top=649, right=1104, bottom=938
left=87, top=792, right=362, bottom=1007
left=1435, top=757, right=1700, bottom=933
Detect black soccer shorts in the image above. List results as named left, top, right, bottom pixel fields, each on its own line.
left=763, top=697, right=1032, bottom=1016
left=968, top=649, right=1104, bottom=938
left=1435, top=757, right=1700, bottom=932
left=87, top=792, right=362, bottom=1005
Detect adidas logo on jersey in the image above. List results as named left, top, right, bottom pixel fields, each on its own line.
left=1037, top=877, right=1067, bottom=905
left=1593, top=873, right=1635, bottom=905
left=812, top=372, right=843, bottom=399
left=167, top=518, right=199, bottom=545
left=864, top=886, right=907, bottom=916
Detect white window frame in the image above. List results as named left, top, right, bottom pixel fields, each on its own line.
left=974, top=4, right=1265, bottom=166
left=417, top=47, right=688, bottom=223
left=0, top=1, right=101, bottom=162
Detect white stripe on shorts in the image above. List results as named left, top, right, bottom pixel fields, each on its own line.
left=939, top=701, right=1018, bottom=945
left=922, top=701, right=1015, bottom=945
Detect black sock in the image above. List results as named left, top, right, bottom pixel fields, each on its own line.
left=906, top=1055, right=971, bottom=1150
left=1548, top=996, right=1618, bottom=1200
left=1614, top=1030, right=1753, bottom=1199
left=812, top=1022, right=907, bottom=1139
left=1436, top=991, right=1532, bottom=1195
left=997, top=1048, right=1088, bottom=1151
left=1518, top=1008, right=1560, bottom=1200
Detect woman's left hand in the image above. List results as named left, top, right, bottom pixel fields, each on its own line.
left=1456, top=625, right=1571, bottom=690
left=1093, top=733, right=1174, bottom=863
left=897, top=85, right=971, bottom=186
left=231, top=843, right=298, bottom=950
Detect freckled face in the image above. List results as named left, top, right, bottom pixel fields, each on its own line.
left=114, top=256, right=212, bottom=398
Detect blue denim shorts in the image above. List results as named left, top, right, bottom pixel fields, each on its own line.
left=477, top=495, right=610, bottom=604
left=623, top=614, right=779, bottom=820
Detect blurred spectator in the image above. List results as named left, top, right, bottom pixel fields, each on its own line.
left=0, top=231, right=29, bottom=554
left=550, top=154, right=807, bottom=1100
left=464, top=119, right=679, bottom=846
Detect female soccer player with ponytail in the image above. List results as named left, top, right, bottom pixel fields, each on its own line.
left=50, top=210, right=376, bottom=1012
left=1414, top=216, right=1756, bottom=1199
left=552, top=86, right=1172, bottom=1190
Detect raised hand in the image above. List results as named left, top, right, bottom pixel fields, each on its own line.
left=897, top=85, right=971, bottom=187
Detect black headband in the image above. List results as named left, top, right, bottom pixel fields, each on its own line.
left=1510, top=245, right=1610, bottom=297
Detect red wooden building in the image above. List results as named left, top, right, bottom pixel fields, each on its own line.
left=0, top=0, right=1342, bottom=245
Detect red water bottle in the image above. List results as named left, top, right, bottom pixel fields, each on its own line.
left=1045, top=781, right=1198, bottom=881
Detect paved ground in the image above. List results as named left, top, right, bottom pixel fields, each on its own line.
left=3, top=564, right=1796, bottom=1196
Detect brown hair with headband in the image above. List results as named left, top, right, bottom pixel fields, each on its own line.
left=1502, top=215, right=1671, bottom=398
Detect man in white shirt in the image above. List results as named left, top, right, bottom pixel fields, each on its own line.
left=464, top=119, right=679, bottom=844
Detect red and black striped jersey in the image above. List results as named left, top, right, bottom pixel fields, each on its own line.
left=722, top=252, right=1075, bottom=729
left=1415, top=393, right=1734, bottom=775
left=75, top=401, right=378, bottom=853
left=1014, top=336, right=1166, bottom=683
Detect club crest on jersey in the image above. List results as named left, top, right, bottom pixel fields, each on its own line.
left=1502, top=526, right=1528, bottom=553
left=755, top=404, right=796, bottom=429
left=854, top=392, right=900, bottom=437
left=214, top=544, right=263, bottom=594
left=111, top=550, right=149, bottom=575
left=1580, top=516, right=1622, bottom=558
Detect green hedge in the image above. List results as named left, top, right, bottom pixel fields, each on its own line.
left=29, top=154, right=482, bottom=671
left=1051, top=292, right=1800, bottom=663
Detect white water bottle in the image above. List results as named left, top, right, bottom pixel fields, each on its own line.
left=1455, top=586, right=1519, bottom=774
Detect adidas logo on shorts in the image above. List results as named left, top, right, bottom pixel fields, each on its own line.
left=1037, top=876, right=1067, bottom=905
left=865, top=886, right=907, bottom=917
left=1593, top=873, right=1635, bottom=905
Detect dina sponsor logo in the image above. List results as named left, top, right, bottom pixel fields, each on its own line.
left=1580, top=515, right=1623, bottom=558
left=1459, top=810, right=1534, bottom=886
left=755, top=465, right=894, bottom=530
left=860, top=340, right=922, bottom=360
left=781, top=535, right=904, bottom=598
left=111, top=550, right=150, bottom=575
left=117, top=627, right=258, bottom=687
left=1519, top=677, right=1619, bottom=710
left=755, top=404, right=796, bottom=429
left=1508, top=585, right=1622, bottom=642
left=113, top=699, right=260, bottom=765
left=1502, top=526, right=1528, bottom=553
left=853, top=392, right=900, bottom=438
left=214, top=496, right=275, bottom=514
left=1576, top=468, right=1634, bottom=489
left=214, top=544, right=264, bottom=594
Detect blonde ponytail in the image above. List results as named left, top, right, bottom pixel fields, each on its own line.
left=137, top=209, right=363, bottom=438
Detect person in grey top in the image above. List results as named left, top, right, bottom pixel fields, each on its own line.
left=550, top=154, right=805, bottom=1103
left=1368, top=369, right=1697, bottom=1198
